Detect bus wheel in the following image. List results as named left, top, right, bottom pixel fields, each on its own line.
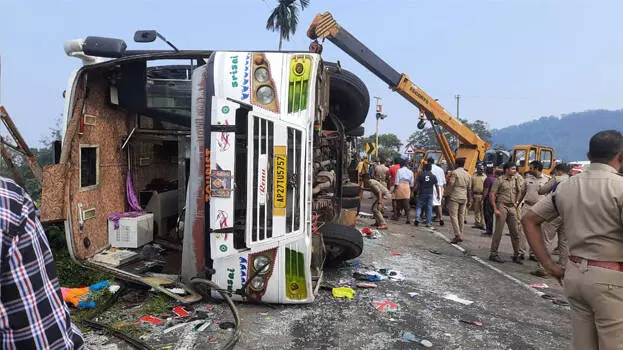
left=319, top=223, right=363, bottom=265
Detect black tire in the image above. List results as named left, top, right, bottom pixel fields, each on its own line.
left=319, top=223, right=364, bottom=263
left=341, top=197, right=360, bottom=209
left=324, top=62, right=370, bottom=132
left=342, top=183, right=361, bottom=197
left=346, top=125, right=365, bottom=137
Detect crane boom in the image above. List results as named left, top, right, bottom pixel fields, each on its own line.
left=307, top=12, right=489, bottom=174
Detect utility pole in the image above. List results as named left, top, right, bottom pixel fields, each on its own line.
left=455, top=94, right=461, bottom=119
left=373, top=96, right=382, bottom=162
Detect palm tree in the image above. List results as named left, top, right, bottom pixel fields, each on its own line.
left=265, top=0, right=310, bottom=51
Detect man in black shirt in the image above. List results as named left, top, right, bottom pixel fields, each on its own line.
left=414, top=163, right=440, bottom=227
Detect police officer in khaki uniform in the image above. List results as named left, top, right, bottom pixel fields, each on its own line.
left=447, top=158, right=472, bottom=244
left=361, top=173, right=390, bottom=230
left=489, top=162, right=523, bottom=264
left=470, top=163, right=487, bottom=230
left=523, top=130, right=623, bottom=350
left=519, top=160, right=551, bottom=262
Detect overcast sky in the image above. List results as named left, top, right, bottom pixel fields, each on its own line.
left=1, top=0, right=622, bottom=147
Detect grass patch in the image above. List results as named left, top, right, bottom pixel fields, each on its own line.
left=142, top=293, right=172, bottom=316
left=45, top=224, right=114, bottom=287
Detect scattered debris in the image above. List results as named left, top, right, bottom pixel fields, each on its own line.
left=443, top=293, right=474, bottom=305
left=379, top=268, right=405, bottom=281
left=356, top=282, right=378, bottom=288
left=353, top=271, right=385, bottom=281
left=197, top=322, right=212, bottom=332
left=172, top=306, right=191, bottom=318
left=460, top=319, right=483, bottom=326
left=167, top=288, right=187, bottom=295
left=428, top=249, right=441, bottom=255
left=408, top=292, right=418, bottom=298
left=108, top=285, right=121, bottom=294
left=372, top=299, right=400, bottom=312
left=402, top=332, right=433, bottom=347
left=140, top=315, right=164, bottom=325
left=390, top=252, right=402, bottom=256
left=530, top=283, right=549, bottom=289
left=332, top=287, right=356, bottom=299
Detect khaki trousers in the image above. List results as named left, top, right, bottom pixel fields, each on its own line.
left=564, top=259, right=623, bottom=350
left=472, top=194, right=483, bottom=225
left=448, top=199, right=466, bottom=236
left=491, top=205, right=520, bottom=255
left=372, top=199, right=386, bottom=226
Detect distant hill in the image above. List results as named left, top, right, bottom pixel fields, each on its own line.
left=491, top=109, right=623, bottom=161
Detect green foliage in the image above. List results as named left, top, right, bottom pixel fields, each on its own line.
left=359, top=133, right=402, bottom=161
left=141, top=293, right=172, bottom=316
left=266, top=0, right=310, bottom=50
left=491, top=109, right=623, bottom=161
left=45, top=224, right=113, bottom=287
left=407, top=118, right=492, bottom=151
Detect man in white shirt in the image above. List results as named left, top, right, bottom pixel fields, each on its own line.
left=429, top=157, right=446, bottom=226
left=392, top=158, right=415, bottom=224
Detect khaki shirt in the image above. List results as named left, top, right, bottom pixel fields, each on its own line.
left=374, top=164, right=388, bottom=182
left=448, top=167, right=471, bottom=203
left=368, top=179, right=391, bottom=199
left=530, top=163, right=623, bottom=262
left=522, top=173, right=550, bottom=206
left=471, top=173, right=486, bottom=194
left=538, top=174, right=569, bottom=195
left=491, top=174, right=522, bottom=206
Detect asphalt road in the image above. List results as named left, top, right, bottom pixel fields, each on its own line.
left=85, top=201, right=572, bottom=350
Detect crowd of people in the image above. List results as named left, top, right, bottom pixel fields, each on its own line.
left=358, top=130, right=623, bottom=349
left=358, top=153, right=575, bottom=273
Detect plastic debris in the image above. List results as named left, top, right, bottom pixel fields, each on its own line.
left=172, top=306, right=190, bottom=318
left=357, top=282, right=378, bottom=288
left=372, top=299, right=400, bottom=312
left=219, top=322, right=235, bottom=329
left=530, top=283, right=549, bottom=289
left=379, top=268, right=405, bottom=281
left=140, top=315, right=164, bottom=325
left=443, top=293, right=474, bottom=305
left=353, top=271, right=385, bottom=281
left=402, top=332, right=433, bottom=347
left=428, top=249, right=441, bottom=255
left=197, top=322, right=211, bottom=332
left=167, top=288, right=187, bottom=295
left=408, top=292, right=418, bottom=298
left=390, top=252, right=402, bottom=256
left=332, top=287, right=356, bottom=299
left=460, top=319, right=483, bottom=326
left=108, top=285, right=121, bottom=294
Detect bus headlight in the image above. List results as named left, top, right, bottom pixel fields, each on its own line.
left=254, top=67, right=269, bottom=83
left=253, top=255, right=271, bottom=275
left=256, top=86, right=275, bottom=104
left=249, top=276, right=266, bottom=291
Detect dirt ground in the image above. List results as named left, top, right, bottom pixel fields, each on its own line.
left=82, top=199, right=571, bottom=350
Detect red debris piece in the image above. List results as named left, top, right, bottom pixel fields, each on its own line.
left=372, top=299, right=400, bottom=311
left=172, top=306, right=190, bottom=318
left=390, top=252, right=402, bottom=256
left=140, top=315, right=164, bottom=325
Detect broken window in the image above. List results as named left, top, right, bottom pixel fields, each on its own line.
left=80, top=146, right=99, bottom=188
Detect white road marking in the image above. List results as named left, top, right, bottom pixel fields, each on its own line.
left=427, top=228, right=544, bottom=297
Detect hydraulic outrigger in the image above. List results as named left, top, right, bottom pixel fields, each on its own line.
left=307, top=12, right=489, bottom=174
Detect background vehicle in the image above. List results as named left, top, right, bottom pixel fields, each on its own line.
left=40, top=34, right=369, bottom=304
left=485, top=145, right=556, bottom=175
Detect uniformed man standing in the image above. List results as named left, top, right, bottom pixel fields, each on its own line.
left=361, top=173, right=390, bottom=230
left=489, top=162, right=523, bottom=264
left=447, top=158, right=471, bottom=244
left=523, top=130, right=623, bottom=349
left=530, top=162, right=570, bottom=277
left=374, top=159, right=389, bottom=185
left=470, top=163, right=487, bottom=230
left=519, top=160, right=551, bottom=262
